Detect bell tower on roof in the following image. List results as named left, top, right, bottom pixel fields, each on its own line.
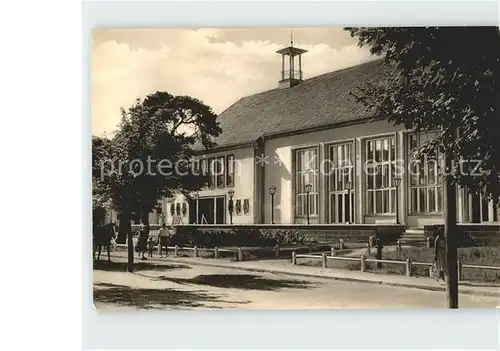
left=276, top=32, right=308, bottom=89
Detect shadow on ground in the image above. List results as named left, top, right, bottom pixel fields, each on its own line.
left=156, top=274, right=314, bottom=291
left=93, top=261, right=191, bottom=272
left=93, top=283, right=248, bottom=309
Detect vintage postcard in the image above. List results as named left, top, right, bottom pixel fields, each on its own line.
left=92, top=27, right=500, bottom=310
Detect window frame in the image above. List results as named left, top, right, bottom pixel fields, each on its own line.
left=293, top=146, right=320, bottom=219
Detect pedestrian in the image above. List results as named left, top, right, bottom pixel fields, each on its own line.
left=433, top=227, right=446, bottom=284
left=147, top=236, right=155, bottom=258
left=158, top=223, right=169, bottom=258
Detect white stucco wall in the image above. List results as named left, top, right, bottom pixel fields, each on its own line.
left=263, top=119, right=409, bottom=224
left=162, top=146, right=255, bottom=224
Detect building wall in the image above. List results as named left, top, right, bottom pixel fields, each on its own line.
left=163, top=146, right=256, bottom=225
left=263, top=119, right=448, bottom=226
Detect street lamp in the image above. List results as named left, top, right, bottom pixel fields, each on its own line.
left=269, top=185, right=277, bottom=224
left=228, top=189, right=235, bottom=225
left=194, top=192, right=199, bottom=224
left=305, top=183, right=312, bottom=225
left=393, top=177, right=401, bottom=224
left=345, top=180, right=353, bottom=224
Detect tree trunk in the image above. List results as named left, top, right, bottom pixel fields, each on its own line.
left=117, top=212, right=133, bottom=272
left=116, top=214, right=128, bottom=244
left=444, top=152, right=458, bottom=308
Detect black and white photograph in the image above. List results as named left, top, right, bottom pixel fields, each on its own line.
left=91, top=27, right=500, bottom=310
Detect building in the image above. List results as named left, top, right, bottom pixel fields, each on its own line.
left=161, top=42, right=500, bottom=236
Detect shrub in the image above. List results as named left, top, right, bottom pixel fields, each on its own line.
left=171, top=227, right=313, bottom=248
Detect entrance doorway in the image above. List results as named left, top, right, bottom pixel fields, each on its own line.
left=196, top=196, right=226, bottom=224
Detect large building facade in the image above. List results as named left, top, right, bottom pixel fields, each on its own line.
left=160, top=44, right=499, bottom=230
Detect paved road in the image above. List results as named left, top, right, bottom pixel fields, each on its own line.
left=93, top=259, right=499, bottom=310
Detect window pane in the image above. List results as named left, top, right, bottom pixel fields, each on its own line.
left=429, top=187, right=436, bottom=212
left=428, top=161, right=436, bottom=185
left=330, top=194, right=336, bottom=222
left=375, top=165, right=382, bottom=188
left=375, top=191, right=383, bottom=213
left=368, top=141, right=374, bottom=161
left=419, top=187, right=427, bottom=213
left=411, top=188, right=418, bottom=213
left=391, top=189, right=396, bottom=213
left=338, top=195, right=343, bottom=221
left=367, top=191, right=374, bottom=214
left=390, top=137, right=396, bottom=162
left=375, top=140, right=382, bottom=162
left=345, top=193, right=350, bottom=223
left=383, top=139, right=389, bottom=162
left=383, top=164, right=389, bottom=187
left=383, top=189, right=389, bottom=213
left=437, top=186, right=443, bottom=212
left=410, top=163, right=418, bottom=186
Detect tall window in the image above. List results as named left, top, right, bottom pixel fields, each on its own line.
left=294, top=148, right=319, bottom=218
left=365, top=136, right=396, bottom=214
left=408, top=131, right=443, bottom=214
left=216, top=156, right=225, bottom=188
left=208, top=158, right=216, bottom=188
left=328, top=143, right=354, bottom=223
left=226, top=155, right=235, bottom=187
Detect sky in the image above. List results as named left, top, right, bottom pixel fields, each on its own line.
left=91, top=28, right=376, bottom=137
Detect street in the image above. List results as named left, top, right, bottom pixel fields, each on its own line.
left=93, top=258, right=499, bottom=310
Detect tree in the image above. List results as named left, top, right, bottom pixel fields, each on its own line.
left=346, top=27, right=499, bottom=200
left=345, top=27, right=499, bottom=308
left=92, top=91, right=221, bottom=271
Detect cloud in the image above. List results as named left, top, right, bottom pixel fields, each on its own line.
left=91, top=29, right=373, bottom=136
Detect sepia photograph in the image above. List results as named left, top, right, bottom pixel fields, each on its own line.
left=91, top=27, right=500, bottom=310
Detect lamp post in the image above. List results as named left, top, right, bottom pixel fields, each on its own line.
left=305, top=183, right=312, bottom=225
left=269, top=185, right=277, bottom=224
left=345, top=181, right=353, bottom=224
left=393, top=177, right=401, bottom=224
left=194, top=192, right=199, bottom=224
left=228, top=189, right=235, bottom=225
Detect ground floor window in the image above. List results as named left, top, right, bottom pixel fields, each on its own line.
left=328, top=142, right=354, bottom=223
left=294, top=147, right=319, bottom=218
left=365, top=136, right=396, bottom=215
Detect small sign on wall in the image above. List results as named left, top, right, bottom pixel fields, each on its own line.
left=243, top=199, right=250, bottom=214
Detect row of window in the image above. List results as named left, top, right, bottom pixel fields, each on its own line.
left=294, top=133, right=445, bottom=220
left=194, top=154, right=235, bottom=189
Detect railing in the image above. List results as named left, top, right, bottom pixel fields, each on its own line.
left=281, top=69, right=303, bottom=80
left=292, top=251, right=500, bottom=279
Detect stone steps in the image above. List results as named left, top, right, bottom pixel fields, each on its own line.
left=399, top=227, right=426, bottom=245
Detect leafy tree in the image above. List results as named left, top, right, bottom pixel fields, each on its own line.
left=92, top=91, right=221, bottom=271
left=345, top=27, right=500, bottom=201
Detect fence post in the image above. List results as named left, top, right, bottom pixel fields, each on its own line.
left=193, top=246, right=198, bottom=258
left=214, top=247, right=219, bottom=259
left=237, top=248, right=243, bottom=261
left=367, top=238, right=371, bottom=252
left=331, top=247, right=336, bottom=257
left=405, top=257, right=412, bottom=277
left=322, top=252, right=327, bottom=268
left=339, top=238, right=344, bottom=250
left=174, top=245, right=179, bottom=256
left=360, top=254, right=366, bottom=272
left=457, top=260, right=462, bottom=281
left=291, top=251, right=297, bottom=265
left=275, top=244, right=280, bottom=258
left=397, top=240, right=401, bottom=260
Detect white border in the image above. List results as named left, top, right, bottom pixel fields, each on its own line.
left=82, top=1, right=500, bottom=350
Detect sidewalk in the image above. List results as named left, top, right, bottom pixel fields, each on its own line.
left=105, top=251, right=500, bottom=298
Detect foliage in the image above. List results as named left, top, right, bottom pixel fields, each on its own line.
left=171, top=227, right=312, bottom=248
left=345, top=27, right=500, bottom=200
left=92, top=91, right=221, bottom=244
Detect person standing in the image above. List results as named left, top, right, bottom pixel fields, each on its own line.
left=158, top=223, right=170, bottom=258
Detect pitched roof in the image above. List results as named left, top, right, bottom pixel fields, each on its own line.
left=199, top=58, right=389, bottom=150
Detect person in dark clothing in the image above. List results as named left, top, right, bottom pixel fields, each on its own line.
left=433, top=227, right=446, bottom=283
left=136, top=226, right=149, bottom=260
